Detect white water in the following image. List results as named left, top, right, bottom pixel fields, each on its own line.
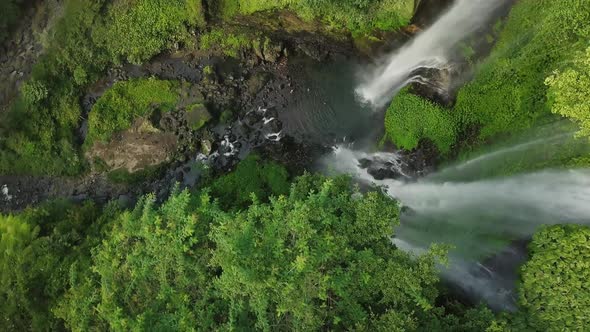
left=356, top=0, right=509, bottom=107
left=323, top=146, right=590, bottom=309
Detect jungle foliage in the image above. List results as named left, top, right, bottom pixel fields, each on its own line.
left=385, top=88, right=456, bottom=153
left=0, top=173, right=462, bottom=331
left=516, top=225, right=590, bottom=331
left=0, top=0, right=204, bottom=176
left=1, top=159, right=588, bottom=330
left=212, top=0, right=414, bottom=36
left=85, top=78, right=180, bottom=147
left=387, top=0, right=590, bottom=158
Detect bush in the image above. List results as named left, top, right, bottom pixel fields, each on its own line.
left=199, top=28, right=254, bottom=58
left=545, top=47, right=590, bottom=139
left=20, top=80, right=48, bottom=106
left=518, top=225, right=590, bottom=331
left=215, top=0, right=414, bottom=36
left=385, top=88, right=456, bottom=153
left=209, top=154, right=290, bottom=209
left=93, top=0, right=206, bottom=64
left=85, top=78, right=180, bottom=146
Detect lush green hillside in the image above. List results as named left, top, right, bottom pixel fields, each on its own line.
left=386, top=0, right=590, bottom=158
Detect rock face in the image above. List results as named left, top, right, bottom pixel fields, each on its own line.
left=0, top=4, right=47, bottom=114
left=86, top=119, right=178, bottom=174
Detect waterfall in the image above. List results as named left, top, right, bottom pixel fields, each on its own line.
left=322, top=145, right=590, bottom=309
left=355, top=0, right=509, bottom=108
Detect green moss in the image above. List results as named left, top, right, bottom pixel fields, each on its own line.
left=385, top=89, right=456, bottom=153
left=185, top=103, right=212, bottom=130
left=86, top=78, right=180, bottom=147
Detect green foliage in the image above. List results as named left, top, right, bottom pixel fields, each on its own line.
left=215, top=0, right=414, bottom=36
left=546, top=47, right=590, bottom=139
left=209, top=154, right=290, bottom=209
left=199, top=28, right=253, bottom=58
left=385, top=89, right=456, bottom=153
left=453, top=0, right=590, bottom=142
left=93, top=0, right=205, bottom=64
left=0, top=0, right=22, bottom=44
left=57, top=191, right=222, bottom=331
left=0, top=0, right=206, bottom=176
left=0, top=201, right=119, bottom=330
left=210, top=173, right=446, bottom=331
left=86, top=78, right=179, bottom=146
left=518, top=225, right=590, bottom=331
left=418, top=304, right=499, bottom=332
left=20, top=80, right=48, bottom=106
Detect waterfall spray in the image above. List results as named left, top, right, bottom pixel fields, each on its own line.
left=356, top=0, right=509, bottom=107
left=322, top=146, right=590, bottom=309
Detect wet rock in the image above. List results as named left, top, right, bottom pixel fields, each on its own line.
left=185, top=103, right=211, bottom=130
left=201, top=139, right=213, bottom=156
left=263, top=39, right=284, bottom=63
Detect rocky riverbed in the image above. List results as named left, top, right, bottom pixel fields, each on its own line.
left=0, top=0, right=458, bottom=213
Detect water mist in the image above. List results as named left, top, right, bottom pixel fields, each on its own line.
left=322, top=146, right=590, bottom=310
left=356, top=0, right=510, bottom=107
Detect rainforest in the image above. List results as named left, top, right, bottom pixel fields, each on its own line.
left=1, top=0, right=589, bottom=331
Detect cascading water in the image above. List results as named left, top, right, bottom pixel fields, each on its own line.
left=323, top=145, right=590, bottom=309
left=355, top=0, right=510, bottom=107
left=341, top=0, right=588, bottom=310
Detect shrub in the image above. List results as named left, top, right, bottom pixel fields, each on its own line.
left=209, top=154, right=290, bottom=209
left=85, top=78, right=180, bottom=146
left=518, top=225, right=590, bottom=331
left=93, top=0, right=206, bottom=64
left=215, top=0, right=414, bottom=36
left=385, top=89, right=456, bottom=153
left=545, top=47, right=590, bottom=139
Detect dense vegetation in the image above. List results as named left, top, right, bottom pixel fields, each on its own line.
left=213, top=0, right=414, bottom=36
left=386, top=0, right=590, bottom=157
left=385, top=88, right=456, bottom=153
left=86, top=78, right=180, bottom=147
left=0, top=0, right=204, bottom=175
left=517, top=225, right=590, bottom=331
left=1, top=0, right=590, bottom=330
left=2, top=159, right=587, bottom=330
left=0, top=171, right=447, bottom=330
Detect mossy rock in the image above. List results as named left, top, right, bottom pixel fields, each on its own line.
left=186, top=103, right=212, bottom=130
